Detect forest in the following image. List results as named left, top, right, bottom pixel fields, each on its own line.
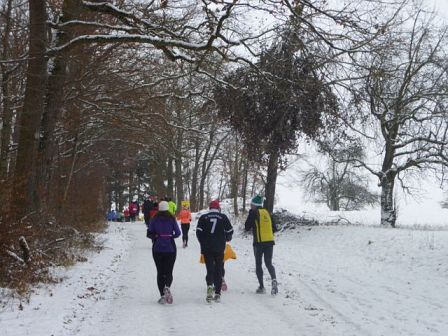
left=0, top=0, right=447, bottom=292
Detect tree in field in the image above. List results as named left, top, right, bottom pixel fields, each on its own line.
left=215, top=20, right=338, bottom=212
left=348, top=7, right=448, bottom=226
left=301, top=140, right=378, bottom=211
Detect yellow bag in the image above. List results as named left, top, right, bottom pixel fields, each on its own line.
left=224, top=243, right=237, bottom=261
left=199, top=243, right=236, bottom=264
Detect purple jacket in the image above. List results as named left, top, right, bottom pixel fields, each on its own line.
left=147, top=215, right=181, bottom=253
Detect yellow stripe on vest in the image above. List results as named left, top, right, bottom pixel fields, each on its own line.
left=255, top=209, right=274, bottom=242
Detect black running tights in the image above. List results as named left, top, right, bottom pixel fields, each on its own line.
left=203, top=251, right=224, bottom=294
left=152, top=251, right=177, bottom=296
left=253, top=245, right=276, bottom=288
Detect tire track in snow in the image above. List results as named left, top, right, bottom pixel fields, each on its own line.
left=294, top=274, right=373, bottom=336
left=235, top=236, right=372, bottom=336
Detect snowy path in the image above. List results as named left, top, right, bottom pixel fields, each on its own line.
left=2, top=221, right=448, bottom=336
left=67, top=222, right=329, bottom=336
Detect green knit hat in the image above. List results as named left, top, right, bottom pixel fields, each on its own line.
left=251, top=195, right=263, bottom=207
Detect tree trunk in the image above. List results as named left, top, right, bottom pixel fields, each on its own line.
left=149, top=156, right=166, bottom=198
left=108, top=190, right=113, bottom=212
left=0, top=70, right=13, bottom=179
left=198, top=132, right=214, bottom=210
left=329, top=196, right=340, bottom=211
left=241, top=160, right=248, bottom=213
left=265, top=150, right=279, bottom=213
left=128, top=171, right=134, bottom=203
left=137, top=173, right=142, bottom=203
left=0, top=0, right=14, bottom=181
left=250, top=173, right=257, bottom=197
left=380, top=173, right=397, bottom=227
left=199, top=130, right=228, bottom=209
left=174, top=109, right=184, bottom=206
left=63, top=134, right=79, bottom=203
left=380, top=138, right=397, bottom=227
left=198, top=165, right=207, bottom=210
left=217, top=172, right=225, bottom=200
left=328, top=180, right=340, bottom=211
left=37, top=0, right=81, bottom=206
left=166, top=157, right=173, bottom=198
left=12, top=0, right=48, bottom=216
left=175, top=153, right=184, bottom=208
left=190, top=139, right=200, bottom=211
left=231, top=138, right=239, bottom=216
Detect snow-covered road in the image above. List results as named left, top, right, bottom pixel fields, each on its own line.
left=2, top=221, right=448, bottom=336
left=61, top=222, right=333, bottom=336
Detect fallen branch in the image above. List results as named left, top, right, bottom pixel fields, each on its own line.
left=19, top=211, right=37, bottom=224
left=6, top=250, right=25, bottom=264
left=44, top=238, right=67, bottom=253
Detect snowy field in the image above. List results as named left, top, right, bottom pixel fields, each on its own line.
left=1, top=216, right=447, bottom=336
left=275, top=154, right=448, bottom=229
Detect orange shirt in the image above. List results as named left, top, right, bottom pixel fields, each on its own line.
left=177, top=209, right=192, bottom=224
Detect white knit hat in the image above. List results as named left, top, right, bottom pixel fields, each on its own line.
left=158, top=201, right=169, bottom=211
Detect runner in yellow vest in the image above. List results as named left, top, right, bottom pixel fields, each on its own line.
left=244, top=195, right=278, bottom=295
left=167, top=198, right=177, bottom=216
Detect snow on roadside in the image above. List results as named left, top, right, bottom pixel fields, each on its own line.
left=1, top=223, right=131, bottom=336
left=274, top=225, right=448, bottom=336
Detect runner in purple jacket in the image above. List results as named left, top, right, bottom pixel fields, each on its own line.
left=147, top=201, right=181, bottom=304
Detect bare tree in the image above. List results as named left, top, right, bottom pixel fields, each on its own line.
left=347, top=7, right=448, bottom=226
left=301, top=140, right=378, bottom=211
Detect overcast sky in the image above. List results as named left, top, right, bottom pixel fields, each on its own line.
left=429, top=0, right=448, bottom=19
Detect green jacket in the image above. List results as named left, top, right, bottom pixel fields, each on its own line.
left=168, top=201, right=177, bottom=216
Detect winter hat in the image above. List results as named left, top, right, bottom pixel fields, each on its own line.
left=158, top=201, right=169, bottom=211
left=251, top=195, right=263, bottom=207
left=209, top=200, right=220, bottom=209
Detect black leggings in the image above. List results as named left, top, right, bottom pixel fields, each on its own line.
left=144, top=215, right=151, bottom=226
left=203, top=251, right=224, bottom=294
left=254, top=245, right=276, bottom=288
left=152, top=251, right=177, bottom=296
left=181, top=224, right=190, bottom=243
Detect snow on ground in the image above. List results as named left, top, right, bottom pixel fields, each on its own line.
left=1, top=216, right=448, bottom=336
left=0, top=224, right=131, bottom=335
